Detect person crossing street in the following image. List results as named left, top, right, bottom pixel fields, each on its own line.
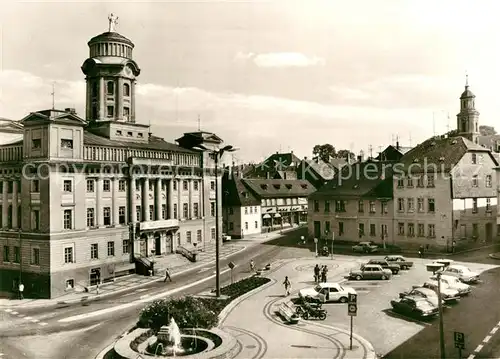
left=163, top=268, right=172, bottom=282
left=283, top=276, right=291, bottom=296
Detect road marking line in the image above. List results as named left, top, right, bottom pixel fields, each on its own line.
left=139, top=294, right=150, bottom=299
left=491, top=327, right=499, bottom=334
left=468, top=321, right=500, bottom=359
left=484, top=335, right=492, bottom=343
left=4, top=309, right=12, bottom=313
left=24, top=316, right=33, bottom=320
left=39, top=322, right=48, bottom=326
left=17, top=314, right=25, bottom=317
left=11, top=311, right=18, bottom=315
left=475, top=344, right=484, bottom=352
left=31, top=319, right=39, bottom=323
left=466, top=355, right=474, bottom=359
left=58, top=268, right=232, bottom=323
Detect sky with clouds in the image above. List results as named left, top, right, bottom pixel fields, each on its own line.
left=1, top=0, right=499, bottom=163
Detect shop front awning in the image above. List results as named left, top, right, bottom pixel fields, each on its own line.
left=263, top=214, right=271, bottom=219
left=274, top=213, right=281, bottom=218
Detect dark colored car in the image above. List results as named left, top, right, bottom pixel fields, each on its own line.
left=367, top=259, right=400, bottom=274
left=390, top=296, right=439, bottom=319
left=384, top=255, right=414, bottom=270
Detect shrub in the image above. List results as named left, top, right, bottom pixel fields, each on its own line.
left=220, top=276, right=270, bottom=299
left=138, top=296, right=219, bottom=331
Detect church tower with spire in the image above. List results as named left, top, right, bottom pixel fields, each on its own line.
left=456, top=75, right=480, bottom=143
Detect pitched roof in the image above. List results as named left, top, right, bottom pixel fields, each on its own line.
left=478, top=134, right=500, bottom=150
left=309, top=161, right=394, bottom=200
left=328, top=157, right=348, bottom=170
left=222, top=175, right=260, bottom=206
left=242, top=179, right=316, bottom=198
left=301, top=159, right=337, bottom=181
left=84, top=131, right=195, bottom=153
left=397, top=135, right=492, bottom=174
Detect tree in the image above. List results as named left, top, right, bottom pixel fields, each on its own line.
left=313, top=144, right=336, bottom=163
left=479, top=125, right=496, bottom=136
left=336, top=149, right=356, bottom=161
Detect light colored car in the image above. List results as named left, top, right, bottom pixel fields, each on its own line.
left=441, top=264, right=480, bottom=284
left=298, top=282, right=357, bottom=303
left=430, top=274, right=471, bottom=296
left=422, top=280, right=460, bottom=302
left=400, top=287, right=443, bottom=307
left=349, top=264, right=392, bottom=280
left=352, top=241, right=378, bottom=253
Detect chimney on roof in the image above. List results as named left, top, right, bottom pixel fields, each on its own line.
left=291, top=150, right=293, bottom=154
left=65, top=108, right=76, bottom=115
left=396, top=141, right=400, bottom=150
left=304, top=156, right=307, bottom=160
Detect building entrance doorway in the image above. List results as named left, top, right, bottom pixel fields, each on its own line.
left=155, top=233, right=161, bottom=255
left=90, top=268, right=101, bottom=286
left=486, top=223, right=493, bottom=242
left=314, top=221, right=321, bottom=239
left=140, top=235, right=147, bottom=257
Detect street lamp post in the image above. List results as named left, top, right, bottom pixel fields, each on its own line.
left=194, top=144, right=237, bottom=297
left=426, top=262, right=446, bottom=359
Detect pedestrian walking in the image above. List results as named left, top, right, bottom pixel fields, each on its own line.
left=250, top=259, right=255, bottom=273
left=418, top=245, right=424, bottom=258
left=283, top=276, right=291, bottom=296
left=18, top=282, right=24, bottom=300
left=314, top=264, right=320, bottom=283
left=163, top=268, right=172, bottom=282
left=321, top=265, right=328, bottom=283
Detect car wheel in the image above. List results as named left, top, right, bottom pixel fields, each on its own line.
left=392, top=270, right=398, bottom=275
left=355, top=275, right=362, bottom=281
left=381, top=275, right=388, bottom=280
left=319, top=312, right=327, bottom=320
left=301, top=312, right=309, bottom=320
left=339, top=297, right=347, bottom=303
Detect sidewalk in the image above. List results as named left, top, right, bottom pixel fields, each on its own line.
left=219, top=257, right=376, bottom=359
left=0, top=227, right=302, bottom=309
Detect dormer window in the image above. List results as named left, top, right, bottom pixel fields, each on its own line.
left=273, top=184, right=280, bottom=190
left=107, top=81, right=114, bottom=95
left=127, top=132, right=133, bottom=137
left=137, top=133, right=143, bottom=138
left=32, top=139, right=41, bottom=149
left=301, top=184, right=308, bottom=189
left=116, top=130, right=122, bottom=136
left=285, top=184, right=292, bottom=190
left=242, top=192, right=249, bottom=198
left=61, top=139, right=73, bottom=149
left=260, top=184, right=268, bottom=190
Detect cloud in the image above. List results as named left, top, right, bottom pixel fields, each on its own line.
left=235, top=52, right=326, bottom=67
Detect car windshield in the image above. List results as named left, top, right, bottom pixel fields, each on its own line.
left=444, top=276, right=460, bottom=285
left=416, top=300, right=435, bottom=310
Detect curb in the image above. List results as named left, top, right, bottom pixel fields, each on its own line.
left=94, top=341, right=116, bottom=359
left=488, top=253, right=500, bottom=260
left=0, top=244, right=249, bottom=309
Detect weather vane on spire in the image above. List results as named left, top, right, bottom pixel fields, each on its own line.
left=108, top=13, right=119, bottom=32
left=465, top=70, right=469, bottom=88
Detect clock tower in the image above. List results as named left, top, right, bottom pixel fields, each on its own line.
left=456, top=75, right=480, bottom=143
left=81, top=15, right=141, bottom=124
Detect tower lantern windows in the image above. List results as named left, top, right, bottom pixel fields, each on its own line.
left=91, top=83, right=98, bottom=97
left=124, top=83, right=130, bottom=96
left=107, top=106, right=114, bottom=118
left=107, top=81, right=114, bottom=95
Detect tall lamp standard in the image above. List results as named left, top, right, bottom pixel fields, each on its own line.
left=193, top=144, right=238, bottom=297
left=426, top=262, right=446, bottom=359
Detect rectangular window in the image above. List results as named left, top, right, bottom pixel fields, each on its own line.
left=31, top=247, right=40, bottom=265
left=244, top=207, right=248, bottom=215
left=107, top=241, right=115, bottom=256
left=118, top=180, right=126, bottom=191
left=418, top=223, right=425, bottom=237
left=370, top=224, right=376, bottom=236
left=397, top=198, right=404, bottom=212
left=32, top=139, right=41, bottom=149
left=119, top=206, right=126, bottom=224
left=3, top=245, right=9, bottom=262
left=245, top=222, right=248, bottom=230
left=325, top=221, right=331, bottom=233
left=417, top=198, right=424, bottom=212
left=249, top=207, right=253, bottom=214
left=486, top=198, right=492, bottom=212
left=381, top=224, right=388, bottom=237
left=194, top=181, right=199, bottom=191
left=87, top=208, right=95, bottom=227
left=64, top=247, right=73, bottom=263
left=255, top=221, right=258, bottom=228
left=107, top=105, right=114, bottom=118
left=183, top=203, right=189, bottom=218
left=61, top=139, right=73, bottom=149
left=369, top=201, right=376, bottom=213
left=417, top=176, right=424, bottom=187
left=427, top=174, right=435, bottom=187
left=324, top=201, right=330, bottom=213
left=32, top=180, right=40, bottom=192
left=13, top=246, right=20, bottom=263
left=211, top=228, right=216, bottom=240
left=472, top=153, right=477, bottom=164
left=103, top=179, right=111, bottom=192
left=103, top=207, right=111, bottom=226
left=358, top=223, right=364, bottom=237
left=186, top=231, right=192, bottom=243
left=149, top=205, right=154, bottom=220
left=63, top=180, right=72, bottom=192
left=91, top=244, right=98, bottom=259
left=428, top=198, right=435, bottom=213
left=472, top=198, right=478, bottom=213
left=86, top=179, right=94, bottom=193
left=314, top=200, right=319, bottom=212
left=210, top=202, right=215, bottom=217
left=193, top=203, right=199, bottom=218
left=472, top=175, right=478, bottom=187
left=183, top=180, right=188, bottom=190
left=335, top=200, right=346, bottom=212
left=486, top=175, right=492, bottom=188
left=122, top=239, right=130, bottom=254
left=197, top=229, right=202, bottom=242
left=398, top=222, right=405, bottom=235
left=381, top=201, right=388, bottom=214
left=148, top=181, right=153, bottom=191
left=428, top=224, right=436, bottom=238
left=407, top=176, right=413, bottom=187
left=33, top=210, right=40, bottom=230
left=136, top=205, right=141, bottom=222
left=358, top=200, right=364, bottom=213
left=473, top=223, right=479, bottom=237
left=135, top=180, right=140, bottom=191
left=123, top=107, right=130, bottom=119
left=408, top=223, right=415, bottom=237
left=210, top=181, right=215, bottom=191
left=397, top=177, right=404, bottom=188
left=173, top=180, right=177, bottom=191
left=339, top=222, right=344, bottom=235
left=63, top=209, right=72, bottom=229
left=161, top=204, right=166, bottom=219
left=173, top=204, right=177, bottom=219
left=407, top=198, right=415, bottom=212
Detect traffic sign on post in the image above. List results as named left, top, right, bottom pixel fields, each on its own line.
left=454, top=331, right=465, bottom=349
left=348, top=303, right=357, bottom=316
left=348, top=293, right=357, bottom=304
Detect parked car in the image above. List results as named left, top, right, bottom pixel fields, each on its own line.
left=433, top=259, right=454, bottom=269
left=441, top=264, right=480, bottom=284
left=349, top=264, right=392, bottom=280
left=384, top=255, right=414, bottom=270
left=367, top=259, right=400, bottom=274
left=399, top=287, right=443, bottom=307
left=430, top=274, right=471, bottom=296
left=421, top=280, right=460, bottom=302
left=390, top=296, right=439, bottom=319
left=352, top=241, right=379, bottom=253
left=298, top=282, right=357, bottom=303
